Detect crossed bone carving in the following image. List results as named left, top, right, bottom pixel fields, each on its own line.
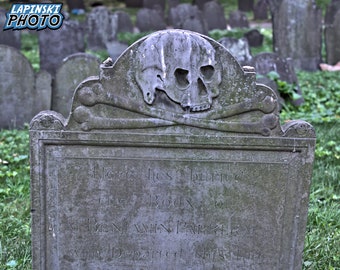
left=72, top=82, right=278, bottom=136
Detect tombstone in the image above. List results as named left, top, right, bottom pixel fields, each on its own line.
left=203, top=1, right=227, bottom=31
left=106, top=41, right=129, bottom=62
left=218, top=37, right=252, bottom=65
left=169, top=4, right=208, bottom=35
left=30, top=29, right=315, bottom=270
left=86, top=6, right=117, bottom=51
left=0, top=8, right=21, bottom=49
left=0, top=45, right=51, bottom=129
left=244, top=29, right=264, bottom=47
left=324, top=0, right=340, bottom=25
left=143, top=0, right=166, bottom=10
left=254, top=0, right=269, bottom=20
left=125, top=0, right=143, bottom=7
left=250, top=52, right=304, bottom=107
left=115, top=11, right=134, bottom=34
left=53, top=53, right=101, bottom=117
left=228, top=10, right=249, bottom=28
left=272, top=0, right=322, bottom=71
left=325, top=9, right=340, bottom=65
left=238, top=0, right=254, bottom=11
left=39, top=20, right=85, bottom=76
left=136, top=8, right=167, bottom=32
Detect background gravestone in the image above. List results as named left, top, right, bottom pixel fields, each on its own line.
left=250, top=52, right=304, bottom=107
left=115, top=10, right=134, bottom=34
left=254, top=0, right=269, bottom=20
left=228, top=10, right=249, bottom=28
left=30, top=30, right=315, bottom=270
left=272, top=0, right=322, bottom=71
left=53, top=53, right=101, bottom=117
left=0, top=45, right=51, bottom=129
left=244, top=29, right=264, bottom=47
left=168, top=4, right=208, bottom=35
left=218, top=37, right=252, bottom=65
left=136, top=8, right=167, bottom=32
left=86, top=6, right=117, bottom=51
left=0, top=8, right=21, bottom=49
left=39, top=20, right=85, bottom=76
left=325, top=9, right=340, bottom=65
left=203, top=1, right=227, bottom=31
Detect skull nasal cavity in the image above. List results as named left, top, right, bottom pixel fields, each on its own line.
left=198, top=78, right=208, bottom=95
left=200, top=65, right=214, bottom=81
left=175, top=68, right=189, bottom=88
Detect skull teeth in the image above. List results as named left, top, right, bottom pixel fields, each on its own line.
left=191, top=104, right=211, bottom=112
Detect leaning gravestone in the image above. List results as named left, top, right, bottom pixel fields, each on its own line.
left=30, top=29, right=315, bottom=270
left=53, top=53, right=101, bottom=117
left=0, top=45, right=51, bottom=129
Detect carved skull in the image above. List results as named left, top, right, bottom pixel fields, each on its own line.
left=135, top=30, right=222, bottom=112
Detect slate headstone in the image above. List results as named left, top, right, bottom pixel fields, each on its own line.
left=143, top=0, right=166, bottom=10
left=115, top=11, right=134, bottom=34
left=325, top=10, right=340, bottom=65
left=136, top=8, right=167, bottom=32
left=203, top=1, right=227, bottom=31
left=0, top=45, right=51, bottom=129
left=228, top=10, right=249, bottom=28
left=0, top=8, right=21, bottom=49
left=254, top=0, right=269, bottom=20
left=244, top=29, right=264, bottom=47
left=272, top=0, right=322, bottom=71
left=53, top=53, right=101, bottom=117
left=39, top=20, right=85, bottom=76
left=250, top=52, right=304, bottom=106
left=168, top=4, right=208, bottom=35
left=30, top=29, right=315, bottom=270
left=218, top=37, right=252, bottom=65
left=86, top=6, right=117, bottom=51
left=193, top=0, right=212, bottom=10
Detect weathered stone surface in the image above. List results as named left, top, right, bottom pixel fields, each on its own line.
left=325, top=9, right=340, bottom=65
left=203, top=1, right=227, bottom=31
left=272, top=0, right=322, bottom=71
left=30, top=30, right=315, bottom=270
left=143, top=0, right=166, bottom=10
left=218, top=37, right=252, bottom=65
left=53, top=53, right=101, bottom=117
left=0, top=8, right=21, bottom=49
left=250, top=52, right=304, bottom=107
left=0, top=45, right=51, bottom=128
left=115, top=10, right=134, bottom=34
left=39, top=20, right=85, bottom=76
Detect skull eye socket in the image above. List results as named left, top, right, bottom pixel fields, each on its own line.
left=175, top=68, right=189, bottom=89
left=200, top=65, right=214, bottom=81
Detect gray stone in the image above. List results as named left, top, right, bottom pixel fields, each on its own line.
left=250, top=52, right=304, bottom=107
left=193, top=0, right=211, bottom=10
left=244, top=29, right=264, bottom=47
left=106, top=41, right=129, bottom=62
left=272, top=0, right=322, bottom=71
left=136, top=8, right=167, bottom=32
left=0, top=45, right=51, bottom=129
left=86, top=6, right=118, bottom=51
left=53, top=53, right=101, bottom=117
left=143, top=0, right=166, bottom=10
left=169, top=4, right=208, bottom=35
left=30, top=30, right=315, bottom=270
left=203, top=1, right=227, bottom=31
left=125, top=0, right=143, bottom=7
left=325, top=10, right=340, bottom=65
left=39, top=20, right=85, bottom=76
left=228, top=10, right=249, bottom=28
left=0, top=8, right=21, bottom=49
left=218, top=36, right=252, bottom=65
left=324, top=0, right=340, bottom=25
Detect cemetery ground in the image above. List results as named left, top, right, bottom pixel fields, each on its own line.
left=1, top=49, right=339, bottom=270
